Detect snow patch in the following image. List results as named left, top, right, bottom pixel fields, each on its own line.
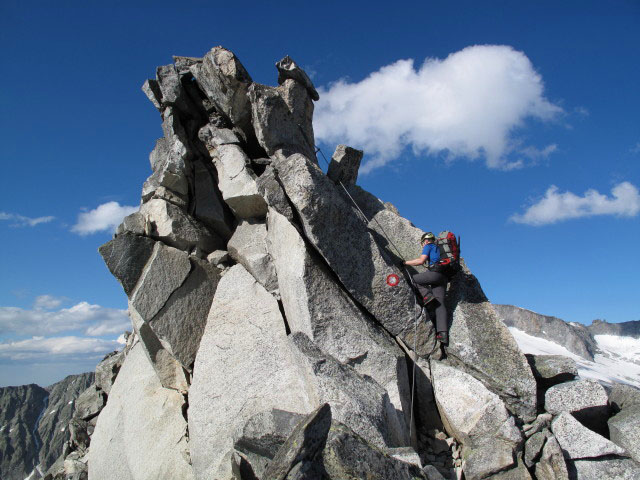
left=509, top=327, right=640, bottom=388
left=595, top=334, right=640, bottom=364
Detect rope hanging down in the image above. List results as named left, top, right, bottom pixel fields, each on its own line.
left=296, top=125, right=432, bottom=441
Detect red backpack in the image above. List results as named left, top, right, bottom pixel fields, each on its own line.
left=435, top=231, right=461, bottom=275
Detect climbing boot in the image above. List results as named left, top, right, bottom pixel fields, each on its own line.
left=436, top=331, right=449, bottom=346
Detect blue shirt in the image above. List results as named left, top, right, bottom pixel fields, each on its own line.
left=422, top=243, right=440, bottom=265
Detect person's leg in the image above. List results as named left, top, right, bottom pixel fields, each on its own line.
left=412, top=271, right=435, bottom=298
left=431, top=283, right=447, bottom=333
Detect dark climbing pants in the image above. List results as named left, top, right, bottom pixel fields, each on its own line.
left=412, top=270, right=448, bottom=333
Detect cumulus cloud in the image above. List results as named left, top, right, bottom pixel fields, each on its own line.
left=0, top=211, right=55, bottom=227
left=0, top=301, right=130, bottom=336
left=71, top=201, right=138, bottom=235
left=33, top=294, right=65, bottom=310
left=510, top=181, right=640, bottom=226
left=0, top=336, right=120, bottom=361
left=314, top=45, right=562, bottom=173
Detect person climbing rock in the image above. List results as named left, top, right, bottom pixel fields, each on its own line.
left=404, top=232, right=449, bottom=345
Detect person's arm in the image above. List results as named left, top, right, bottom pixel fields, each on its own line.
left=404, top=254, right=428, bottom=266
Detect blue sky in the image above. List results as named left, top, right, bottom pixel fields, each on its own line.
left=1, top=1, right=638, bottom=386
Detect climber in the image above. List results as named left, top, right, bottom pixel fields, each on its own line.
left=404, top=232, right=449, bottom=345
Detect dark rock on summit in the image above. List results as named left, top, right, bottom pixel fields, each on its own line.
left=588, top=318, right=640, bottom=339
left=494, top=304, right=598, bottom=360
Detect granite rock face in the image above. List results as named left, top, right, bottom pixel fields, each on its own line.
left=446, top=263, right=538, bottom=422
left=430, top=361, right=522, bottom=480
left=267, top=209, right=412, bottom=440
left=609, top=405, right=640, bottom=463
left=88, top=343, right=193, bottom=480
left=80, top=44, right=634, bottom=480
left=263, top=404, right=429, bottom=480
left=189, top=265, right=312, bottom=480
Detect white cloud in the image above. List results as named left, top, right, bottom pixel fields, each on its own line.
left=33, top=295, right=65, bottom=310
left=314, top=45, right=562, bottom=173
left=0, top=301, right=130, bottom=336
left=511, top=181, right=640, bottom=226
left=71, top=201, right=138, bottom=235
left=0, top=336, right=120, bottom=361
left=0, top=211, right=55, bottom=227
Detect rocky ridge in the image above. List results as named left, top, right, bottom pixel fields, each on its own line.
left=0, top=373, right=94, bottom=480
left=47, top=46, right=640, bottom=479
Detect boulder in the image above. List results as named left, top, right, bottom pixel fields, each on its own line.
left=387, top=447, right=422, bottom=467
left=189, top=264, right=313, bottom=480
left=430, top=360, right=522, bottom=480
left=142, top=78, right=163, bottom=111
left=155, top=64, right=193, bottom=114
left=275, top=55, right=319, bottom=101
left=551, top=412, right=626, bottom=459
left=206, top=249, right=229, bottom=266
left=116, top=211, right=149, bottom=236
left=278, top=79, right=316, bottom=158
left=273, top=153, right=425, bottom=353
left=609, top=404, right=640, bottom=462
left=263, top=403, right=428, bottom=480
left=140, top=198, right=224, bottom=252
left=130, top=307, right=189, bottom=392
left=129, top=242, right=192, bottom=320
left=74, top=385, right=104, bottom=421
left=544, top=379, right=610, bottom=433
left=94, top=351, right=125, bottom=395
left=233, top=409, right=305, bottom=478
left=446, top=262, right=538, bottom=422
left=197, top=124, right=241, bottom=149
left=535, top=435, right=569, bottom=480
left=327, top=144, right=364, bottom=186
left=267, top=209, right=412, bottom=441
left=228, top=220, right=278, bottom=293
left=88, top=343, right=194, bottom=480
left=526, top=354, right=578, bottom=408
left=524, top=429, right=550, bottom=467
left=261, top=403, right=333, bottom=480
left=192, top=160, right=234, bottom=239
left=609, top=383, right=640, bottom=413
left=571, top=457, right=640, bottom=480
left=208, top=143, right=268, bottom=219
left=485, top=458, right=532, bottom=479
left=190, top=46, right=253, bottom=136
left=525, top=354, right=577, bottom=386
left=256, top=165, right=295, bottom=223
left=141, top=160, right=189, bottom=206
left=522, top=412, right=552, bottom=438
left=248, top=83, right=316, bottom=161
left=289, top=332, right=408, bottom=449
left=147, top=257, right=221, bottom=369
left=98, top=233, right=156, bottom=297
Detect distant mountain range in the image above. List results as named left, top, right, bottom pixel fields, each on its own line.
left=495, top=304, right=640, bottom=388
left=0, top=373, right=94, bottom=480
